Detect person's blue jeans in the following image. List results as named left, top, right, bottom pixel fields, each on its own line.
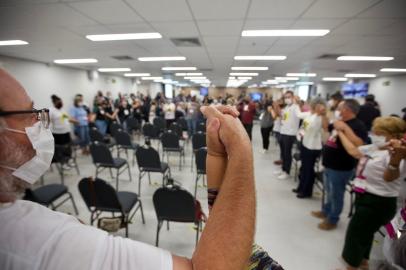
left=322, top=168, right=354, bottom=224
left=95, top=120, right=108, bottom=135
left=186, top=118, right=197, bottom=136
left=75, top=125, right=90, bottom=147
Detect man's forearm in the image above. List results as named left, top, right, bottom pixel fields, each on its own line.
left=192, top=146, right=255, bottom=269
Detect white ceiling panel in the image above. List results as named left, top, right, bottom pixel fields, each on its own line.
left=126, top=0, right=193, bottom=21
left=64, top=24, right=110, bottom=36
left=292, top=19, right=346, bottom=29
left=198, top=20, right=243, bottom=37
left=247, top=0, right=314, bottom=19
left=106, top=23, right=154, bottom=33
left=203, top=36, right=239, bottom=53
left=332, top=18, right=395, bottom=35
left=358, top=0, right=406, bottom=18
left=244, top=19, right=294, bottom=29
left=150, top=21, right=199, bottom=38
left=188, top=0, right=249, bottom=20
left=0, top=0, right=59, bottom=6
left=303, top=0, right=380, bottom=18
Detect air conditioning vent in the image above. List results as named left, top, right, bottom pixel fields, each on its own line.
left=171, top=37, right=201, bottom=47
left=111, top=55, right=134, bottom=61
left=317, top=54, right=343, bottom=59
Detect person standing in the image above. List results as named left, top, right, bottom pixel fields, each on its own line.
left=276, top=91, right=302, bottom=180
left=259, top=99, right=275, bottom=153
left=116, top=99, right=132, bottom=131
left=312, top=99, right=368, bottom=230
left=237, top=96, right=256, bottom=140
left=93, top=100, right=115, bottom=136
left=294, top=98, right=328, bottom=198
left=185, top=96, right=199, bottom=136
left=163, top=99, right=176, bottom=128
left=69, top=95, right=90, bottom=155
left=49, top=95, right=75, bottom=145
left=357, top=94, right=381, bottom=131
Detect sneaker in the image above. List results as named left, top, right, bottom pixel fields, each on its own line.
left=277, top=172, right=289, bottom=180
left=311, top=211, right=327, bottom=219
left=292, top=188, right=299, bottom=193
left=273, top=169, right=283, bottom=175
left=260, top=149, right=268, bottom=154
left=273, top=160, right=283, bottom=165
left=296, top=193, right=311, bottom=199
left=318, top=220, right=337, bottom=231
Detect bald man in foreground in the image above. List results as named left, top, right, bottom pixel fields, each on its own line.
left=0, top=68, right=256, bottom=270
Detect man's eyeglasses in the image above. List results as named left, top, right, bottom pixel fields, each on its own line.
left=0, top=108, right=50, bottom=128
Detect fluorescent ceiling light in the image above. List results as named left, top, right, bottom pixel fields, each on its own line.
left=230, top=72, right=259, bottom=76
left=54, top=58, right=98, bottom=64
left=296, top=81, right=314, bottom=85
left=98, top=68, right=131, bottom=72
left=185, top=76, right=206, bottom=80
left=175, top=73, right=203, bottom=76
left=138, top=56, right=186, bottom=62
left=234, top=56, right=286, bottom=61
left=286, top=73, right=316, bottom=77
left=345, top=73, right=376, bottom=78
left=275, top=76, right=299, bottom=81
left=231, top=67, right=268, bottom=71
left=162, top=67, right=196, bottom=71
left=142, top=76, right=163, bottom=80
left=0, top=40, right=29, bottom=46
left=229, top=77, right=236, bottom=80
left=237, top=77, right=252, bottom=80
left=86, top=33, right=162, bottom=41
left=124, top=73, right=151, bottom=77
left=337, top=56, right=394, bottom=61
left=322, top=77, right=348, bottom=81
left=380, top=68, right=406, bottom=72
left=263, top=80, right=278, bottom=84
left=242, top=29, right=329, bottom=37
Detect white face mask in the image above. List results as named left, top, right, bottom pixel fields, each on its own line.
left=0, top=122, right=54, bottom=184
left=328, top=100, right=335, bottom=108
left=334, top=110, right=342, bottom=120
left=370, top=134, right=387, bottom=148
left=284, top=98, right=292, bottom=105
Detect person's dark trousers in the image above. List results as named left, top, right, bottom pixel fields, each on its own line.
left=274, top=132, right=283, bottom=160
left=260, top=127, right=273, bottom=150
left=280, top=134, right=296, bottom=174
left=342, top=193, right=397, bottom=268
left=297, top=145, right=321, bottom=196
left=243, top=123, right=253, bottom=141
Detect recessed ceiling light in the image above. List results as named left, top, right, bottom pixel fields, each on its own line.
left=138, top=57, right=186, bottom=62
left=175, top=73, right=203, bottom=76
left=0, top=40, right=29, bottom=46
left=322, top=77, right=348, bottom=81
left=234, top=56, right=286, bottom=60
left=230, top=72, right=259, bottom=76
left=231, top=67, right=269, bottom=70
left=142, top=76, right=163, bottom=80
left=286, top=73, right=316, bottom=77
left=380, top=68, right=406, bottom=72
left=275, top=77, right=299, bottom=81
left=162, top=67, right=196, bottom=71
left=242, top=29, right=330, bottom=37
left=237, top=77, right=252, bottom=80
left=345, top=73, right=376, bottom=78
left=98, top=68, right=131, bottom=72
left=86, top=33, right=162, bottom=41
left=185, top=76, right=206, bottom=80
left=124, top=73, right=151, bottom=77
left=337, top=56, right=394, bottom=61
left=54, top=58, right=98, bottom=64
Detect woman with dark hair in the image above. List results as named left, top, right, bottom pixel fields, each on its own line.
left=69, top=95, right=90, bottom=154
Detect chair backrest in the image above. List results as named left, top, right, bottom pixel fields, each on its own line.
left=169, top=122, right=182, bottom=138
left=114, top=129, right=133, bottom=147
left=153, top=187, right=196, bottom=223
left=89, top=127, right=105, bottom=143
left=110, top=122, right=123, bottom=137
left=23, top=188, right=38, bottom=202
left=161, top=131, right=180, bottom=149
left=153, top=117, right=166, bottom=131
left=192, top=132, right=206, bottom=150
left=78, top=177, right=122, bottom=212
left=195, top=147, right=207, bottom=174
left=177, top=117, right=188, bottom=131
left=196, top=122, right=206, bottom=133
left=90, top=142, right=114, bottom=165
left=126, top=117, right=140, bottom=132
left=135, top=145, right=161, bottom=169
left=143, top=123, right=160, bottom=138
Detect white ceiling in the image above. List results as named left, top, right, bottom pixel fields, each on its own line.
left=0, top=0, right=405, bottom=86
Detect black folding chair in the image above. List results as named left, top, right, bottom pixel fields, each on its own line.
left=153, top=117, right=166, bottom=132
left=177, top=117, right=188, bottom=132
left=110, top=122, right=123, bottom=137
left=153, top=186, right=202, bottom=247
left=169, top=122, right=183, bottom=140
left=78, top=177, right=145, bottom=237
left=127, top=117, right=140, bottom=133
left=24, top=184, right=78, bottom=215
left=89, top=127, right=115, bottom=149
left=194, top=147, right=207, bottom=197
left=89, top=142, right=132, bottom=190
left=143, top=123, right=161, bottom=150
left=191, top=132, right=206, bottom=172
left=161, top=131, right=185, bottom=170
left=115, top=129, right=139, bottom=166
left=196, top=122, right=206, bottom=133
left=135, top=145, right=171, bottom=195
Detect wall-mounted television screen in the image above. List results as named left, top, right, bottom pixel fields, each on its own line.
left=342, top=82, right=369, bottom=98
left=249, top=92, right=263, bottom=102
left=200, top=87, right=208, bottom=96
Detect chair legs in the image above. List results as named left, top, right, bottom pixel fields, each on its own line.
left=195, top=222, right=201, bottom=247
left=127, top=163, right=132, bottom=182
left=156, top=220, right=163, bottom=246
left=68, top=192, right=79, bottom=215
left=139, top=201, right=145, bottom=224
left=116, top=168, right=120, bottom=191
left=194, top=174, right=200, bottom=198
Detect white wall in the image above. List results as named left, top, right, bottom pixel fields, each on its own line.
left=0, top=56, right=135, bottom=110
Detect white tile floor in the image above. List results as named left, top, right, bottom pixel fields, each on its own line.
left=36, top=124, right=389, bottom=270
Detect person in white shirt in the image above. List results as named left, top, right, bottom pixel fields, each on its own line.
left=163, top=100, right=176, bottom=128
left=294, top=98, right=329, bottom=198
left=49, top=95, right=76, bottom=145
left=337, top=116, right=406, bottom=270
left=0, top=68, right=256, bottom=270
left=276, top=91, right=302, bottom=180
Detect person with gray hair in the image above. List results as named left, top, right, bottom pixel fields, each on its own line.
left=293, top=98, right=329, bottom=198
left=312, top=99, right=369, bottom=230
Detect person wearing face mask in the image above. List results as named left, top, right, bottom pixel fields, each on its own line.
left=334, top=116, right=406, bottom=270
left=116, top=98, right=132, bottom=131
left=93, top=100, right=115, bottom=136
left=326, top=92, right=343, bottom=121
left=275, top=91, right=302, bottom=180
left=49, top=95, right=77, bottom=146
left=357, top=94, right=381, bottom=132
left=312, top=99, right=369, bottom=230
left=237, top=95, right=256, bottom=141
left=70, top=95, right=90, bottom=155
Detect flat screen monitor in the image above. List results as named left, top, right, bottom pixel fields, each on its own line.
left=342, top=82, right=369, bottom=98
left=249, top=92, right=263, bottom=102
left=200, top=87, right=208, bottom=96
